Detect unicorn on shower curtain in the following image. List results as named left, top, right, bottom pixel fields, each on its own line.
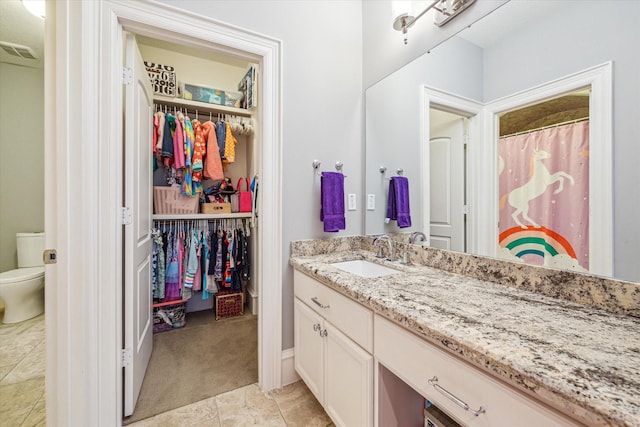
left=498, top=121, right=590, bottom=272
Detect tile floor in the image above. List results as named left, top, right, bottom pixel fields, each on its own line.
left=0, top=313, right=46, bottom=427
left=0, top=312, right=333, bottom=427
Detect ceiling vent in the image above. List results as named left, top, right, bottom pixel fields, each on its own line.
left=0, top=41, right=37, bottom=59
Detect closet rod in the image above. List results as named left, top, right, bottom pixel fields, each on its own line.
left=500, top=116, right=589, bottom=139
left=153, top=104, right=250, bottom=122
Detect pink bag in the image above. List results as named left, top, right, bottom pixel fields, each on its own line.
left=236, top=178, right=252, bottom=213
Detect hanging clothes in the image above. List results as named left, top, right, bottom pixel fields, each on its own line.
left=223, top=121, right=238, bottom=165
left=202, top=120, right=224, bottom=181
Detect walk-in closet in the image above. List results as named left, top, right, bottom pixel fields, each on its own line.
left=122, top=33, right=260, bottom=423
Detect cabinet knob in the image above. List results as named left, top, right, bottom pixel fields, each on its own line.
left=313, top=323, right=321, bottom=332
left=319, top=329, right=328, bottom=338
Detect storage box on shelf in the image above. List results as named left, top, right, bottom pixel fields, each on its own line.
left=215, top=290, right=244, bottom=320
left=152, top=299, right=187, bottom=333
left=153, top=186, right=199, bottom=215
left=201, top=202, right=231, bottom=215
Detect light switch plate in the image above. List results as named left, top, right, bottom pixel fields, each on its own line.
left=347, top=194, right=357, bottom=211
left=367, top=194, right=375, bottom=210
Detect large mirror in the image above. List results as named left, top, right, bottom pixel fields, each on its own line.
left=365, top=0, right=639, bottom=282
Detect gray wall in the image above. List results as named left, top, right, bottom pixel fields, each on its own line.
left=362, top=0, right=506, bottom=88
left=365, top=36, right=483, bottom=235
left=158, top=0, right=364, bottom=349
left=481, top=1, right=640, bottom=281
left=0, top=62, right=44, bottom=272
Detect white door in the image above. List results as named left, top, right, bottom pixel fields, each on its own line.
left=123, top=33, right=154, bottom=417
left=429, top=109, right=466, bottom=252
left=294, top=298, right=325, bottom=405
left=324, top=322, right=373, bottom=427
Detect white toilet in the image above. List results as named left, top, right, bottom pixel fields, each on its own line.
left=0, top=232, right=45, bottom=324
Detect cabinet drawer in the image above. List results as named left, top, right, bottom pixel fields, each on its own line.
left=294, top=270, right=373, bottom=352
left=374, top=315, right=577, bottom=427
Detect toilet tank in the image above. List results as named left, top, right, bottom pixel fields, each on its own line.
left=16, top=232, right=45, bottom=268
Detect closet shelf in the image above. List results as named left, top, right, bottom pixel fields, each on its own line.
left=152, top=213, right=252, bottom=221
left=153, top=95, right=252, bottom=118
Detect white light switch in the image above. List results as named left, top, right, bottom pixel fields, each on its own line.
left=367, top=194, right=375, bottom=210
left=347, top=194, right=357, bottom=211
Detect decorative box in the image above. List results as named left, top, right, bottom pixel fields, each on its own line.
left=184, top=83, right=225, bottom=105
left=144, top=62, right=177, bottom=97
left=201, top=202, right=231, bottom=214
left=215, top=291, right=244, bottom=320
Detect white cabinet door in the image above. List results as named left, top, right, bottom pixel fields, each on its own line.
left=123, top=33, right=154, bottom=417
left=325, top=322, right=373, bottom=427
left=294, top=298, right=325, bottom=405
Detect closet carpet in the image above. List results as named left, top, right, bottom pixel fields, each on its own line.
left=124, top=309, right=258, bottom=424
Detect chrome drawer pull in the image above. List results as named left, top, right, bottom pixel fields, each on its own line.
left=311, top=297, right=330, bottom=309
left=428, top=376, right=485, bottom=417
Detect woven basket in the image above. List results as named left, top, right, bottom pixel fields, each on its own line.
left=153, top=186, right=199, bottom=214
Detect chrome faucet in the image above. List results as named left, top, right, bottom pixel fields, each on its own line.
left=372, top=234, right=394, bottom=260
left=409, top=231, right=427, bottom=245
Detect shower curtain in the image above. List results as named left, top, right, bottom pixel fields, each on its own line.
left=498, top=121, right=589, bottom=271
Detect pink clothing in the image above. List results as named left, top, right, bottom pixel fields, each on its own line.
left=201, top=121, right=224, bottom=181
left=173, top=112, right=186, bottom=169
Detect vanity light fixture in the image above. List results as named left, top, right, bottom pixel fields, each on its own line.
left=392, top=0, right=476, bottom=44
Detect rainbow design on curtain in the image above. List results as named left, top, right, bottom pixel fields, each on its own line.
left=498, top=121, right=589, bottom=272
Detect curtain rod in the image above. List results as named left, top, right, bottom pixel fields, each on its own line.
left=500, top=116, right=589, bottom=139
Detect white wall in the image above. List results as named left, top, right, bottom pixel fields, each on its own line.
left=157, top=0, right=364, bottom=349
left=481, top=1, right=640, bottom=281
left=362, top=0, right=506, bottom=88
left=0, top=62, right=44, bottom=273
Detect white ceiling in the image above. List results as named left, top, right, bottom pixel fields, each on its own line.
left=0, top=0, right=44, bottom=69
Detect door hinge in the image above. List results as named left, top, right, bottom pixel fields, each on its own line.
left=462, top=205, right=469, bottom=215
left=43, top=249, right=57, bottom=264
left=121, top=348, right=132, bottom=368
left=122, top=67, right=133, bottom=85
left=121, top=207, right=132, bottom=225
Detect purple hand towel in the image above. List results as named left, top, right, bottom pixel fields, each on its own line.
left=386, top=176, right=411, bottom=228
left=320, top=172, right=346, bottom=232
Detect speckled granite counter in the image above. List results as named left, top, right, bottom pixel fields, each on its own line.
left=290, top=237, right=640, bottom=427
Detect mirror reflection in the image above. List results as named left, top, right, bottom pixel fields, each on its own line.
left=365, top=0, right=639, bottom=282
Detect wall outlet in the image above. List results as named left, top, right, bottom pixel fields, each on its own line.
left=367, top=194, right=375, bottom=210
left=347, top=194, right=357, bottom=211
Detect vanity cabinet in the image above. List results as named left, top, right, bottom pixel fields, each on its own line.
left=294, top=271, right=373, bottom=427
left=375, top=315, right=578, bottom=427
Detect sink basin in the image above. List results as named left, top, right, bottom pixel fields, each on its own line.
left=330, top=260, right=401, bottom=278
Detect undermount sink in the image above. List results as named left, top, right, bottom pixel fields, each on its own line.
left=330, top=260, right=401, bottom=278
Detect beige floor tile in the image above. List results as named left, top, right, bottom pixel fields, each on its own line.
left=2, top=342, right=45, bottom=385
left=216, top=383, right=285, bottom=427
left=128, top=396, right=220, bottom=427
left=0, top=363, right=16, bottom=382
left=21, top=396, right=46, bottom=427
left=0, top=377, right=45, bottom=426
left=270, top=381, right=334, bottom=427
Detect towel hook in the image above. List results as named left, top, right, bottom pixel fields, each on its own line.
left=335, top=161, right=347, bottom=177
left=397, top=168, right=404, bottom=176
left=312, top=159, right=322, bottom=176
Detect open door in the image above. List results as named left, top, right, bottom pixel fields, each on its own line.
left=123, top=33, right=154, bottom=417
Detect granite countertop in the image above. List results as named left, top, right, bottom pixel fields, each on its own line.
left=290, top=249, right=640, bottom=427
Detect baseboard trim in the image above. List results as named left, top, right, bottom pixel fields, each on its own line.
left=281, top=348, right=300, bottom=387
left=247, top=287, right=258, bottom=316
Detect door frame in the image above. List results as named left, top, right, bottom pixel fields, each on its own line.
left=481, top=62, right=612, bottom=276
left=420, top=86, right=483, bottom=254
left=46, top=1, right=283, bottom=425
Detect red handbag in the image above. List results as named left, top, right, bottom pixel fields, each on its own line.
left=236, top=178, right=252, bottom=213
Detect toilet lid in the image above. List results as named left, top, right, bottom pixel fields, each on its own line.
left=0, top=266, right=44, bottom=284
